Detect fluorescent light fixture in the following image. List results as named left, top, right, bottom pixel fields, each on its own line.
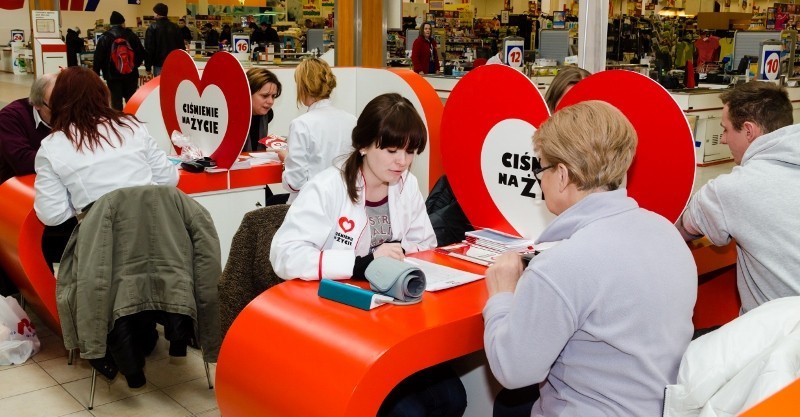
left=252, top=11, right=286, bottom=16
left=658, top=7, right=688, bottom=17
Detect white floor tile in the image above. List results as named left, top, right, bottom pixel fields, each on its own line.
left=88, top=390, right=190, bottom=417
left=162, top=376, right=219, bottom=414
left=0, top=385, right=82, bottom=417
left=145, top=353, right=213, bottom=389
left=61, top=375, right=157, bottom=409
left=195, top=408, right=222, bottom=417
left=0, top=363, right=58, bottom=400
left=38, top=356, right=93, bottom=384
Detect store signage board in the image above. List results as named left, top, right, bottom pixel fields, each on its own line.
left=10, top=30, right=24, bottom=42
left=159, top=50, right=252, bottom=170
left=441, top=66, right=695, bottom=239
left=232, top=34, right=250, bottom=61
left=759, top=42, right=782, bottom=80
left=503, top=37, right=525, bottom=68
left=32, top=10, right=60, bottom=39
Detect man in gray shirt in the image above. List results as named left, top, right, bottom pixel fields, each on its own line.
left=678, top=81, right=800, bottom=313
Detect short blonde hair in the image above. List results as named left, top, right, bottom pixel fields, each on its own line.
left=295, top=57, right=336, bottom=105
left=533, top=100, right=637, bottom=191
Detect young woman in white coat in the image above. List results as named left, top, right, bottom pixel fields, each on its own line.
left=270, top=92, right=466, bottom=417
left=280, top=57, right=356, bottom=203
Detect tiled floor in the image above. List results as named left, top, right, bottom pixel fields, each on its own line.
left=0, top=301, right=220, bottom=417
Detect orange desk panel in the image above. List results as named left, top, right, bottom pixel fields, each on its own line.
left=216, top=241, right=741, bottom=417
left=229, top=162, right=283, bottom=189
left=0, top=164, right=283, bottom=336
left=740, top=378, right=800, bottom=416
left=0, top=175, right=58, bottom=333
left=216, top=251, right=487, bottom=417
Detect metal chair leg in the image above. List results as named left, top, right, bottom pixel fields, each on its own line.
left=88, top=368, right=97, bottom=410
left=204, top=360, right=213, bottom=389
left=68, top=349, right=75, bottom=365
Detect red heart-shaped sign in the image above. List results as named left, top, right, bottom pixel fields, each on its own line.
left=160, top=50, right=251, bottom=170
left=441, top=66, right=695, bottom=239
left=339, top=217, right=355, bottom=233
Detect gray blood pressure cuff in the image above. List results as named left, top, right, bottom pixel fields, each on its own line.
left=364, top=257, right=426, bottom=304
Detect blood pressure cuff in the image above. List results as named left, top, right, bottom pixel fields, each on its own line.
left=364, top=258, right=426, bottom=303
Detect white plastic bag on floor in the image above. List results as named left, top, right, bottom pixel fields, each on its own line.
left=0, top=296, right=40, bottom=365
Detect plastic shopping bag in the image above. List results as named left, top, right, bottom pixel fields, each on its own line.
left=0, top=296, right=40, bottom=365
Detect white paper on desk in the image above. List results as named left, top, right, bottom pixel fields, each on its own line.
left=404, top=258, right=484, bottom=292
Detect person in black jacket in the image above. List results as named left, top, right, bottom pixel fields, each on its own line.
left=202, top=23, right=219, bottom=49
left=219, top=24, right=232, bottom=47
left=178, top=18, right=193, bottom=45
left=93, top=11, right=145, bottom=110
left=65, top=27, right=84, bottom=67
left=144, top=3, right=185, bottom=77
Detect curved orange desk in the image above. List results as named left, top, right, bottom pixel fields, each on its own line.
left=215, top=240, right=739, bottom=417
left=0, top=163, right=282, bottom=336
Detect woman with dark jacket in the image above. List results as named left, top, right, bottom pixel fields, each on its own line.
left=411, top=22, right=440, bottom=75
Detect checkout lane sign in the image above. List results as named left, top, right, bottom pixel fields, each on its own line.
left=761, top=43, right=782, bottom=81
left=503, top=38, right=525, bottom=68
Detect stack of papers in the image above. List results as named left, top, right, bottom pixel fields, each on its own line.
left=436, top=228, right=537, bottom=267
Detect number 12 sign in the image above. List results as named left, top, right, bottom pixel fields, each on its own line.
left=503, top=37, right=525, bottom=68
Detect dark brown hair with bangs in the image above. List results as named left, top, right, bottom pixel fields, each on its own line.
left=342, top=93, right=427, bottom=203
left=49, top=67, right=140, bottom=152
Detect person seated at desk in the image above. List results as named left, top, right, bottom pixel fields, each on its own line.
left=483, top=101, right=697, bottom=416
left=270, top=92, right=465, bottom=417
left=33, top=67, right=178, bottom=227
left=677, top=81, right=800, bottom=314
left=0, top=73, right=56, bottom=185
left=280, top=57, right=356, bottom=204
left=542, top=66, right=590, bottom=113
left=244, top=67, right=281, bottom=153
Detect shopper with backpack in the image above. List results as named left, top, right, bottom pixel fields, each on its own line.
left=93, top=11, right=145, bottom=111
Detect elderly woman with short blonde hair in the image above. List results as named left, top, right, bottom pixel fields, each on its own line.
left=483, top=100, right=698, bottom=416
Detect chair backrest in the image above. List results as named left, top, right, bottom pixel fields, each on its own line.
left=218, top=204, right=289, bottom=338
left=57, top=185, right=223, bottom=362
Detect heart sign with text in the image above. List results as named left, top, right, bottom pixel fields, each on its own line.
left=160, top=50, right=252, bottom=170
left=441, top=65, right=552, bottom=238
left=441, top=66, right=695, bottom=239
left=556, top=70, right=695, bottom=225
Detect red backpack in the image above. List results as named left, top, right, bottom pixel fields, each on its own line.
left=110, top=35, right=136, bottom=75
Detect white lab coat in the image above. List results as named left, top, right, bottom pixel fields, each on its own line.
left=663, top=296, right=800, bottom=417
left=282, top=99, right=356, bottom=203
left=270, top=166, right=436, bottom=280
left=33, top=121, right=178, bottom=226
left=487, top=53, right=503, bottom=65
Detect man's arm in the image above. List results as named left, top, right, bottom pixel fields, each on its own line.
left=676, top=212, right=704, bottom=242
left=0, top=106, right=41, bottom=176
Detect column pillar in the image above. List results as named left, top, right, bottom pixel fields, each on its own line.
left=577, top=0, right=608, bottom=72
left=336, top=0, right=384, bottom=67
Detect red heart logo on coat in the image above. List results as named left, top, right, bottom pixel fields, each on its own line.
left=339, top=217, right=355, bottom=233
left=441, top=66, right=695, bottom=239
left=159, top=50, right=251, bottom=170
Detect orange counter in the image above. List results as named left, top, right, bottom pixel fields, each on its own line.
left=0, top=162, right=282, bottom=336
left=215, top=241, right=739, bottom=417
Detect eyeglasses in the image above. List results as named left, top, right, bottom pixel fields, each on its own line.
left=531, top=161, right=553, bottom=184
left=42, top=102, right=50, bottom=109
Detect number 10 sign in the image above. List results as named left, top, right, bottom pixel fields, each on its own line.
left=503, top=36, right=525, bottom=68
left=759, top=41, right=782, bottom=81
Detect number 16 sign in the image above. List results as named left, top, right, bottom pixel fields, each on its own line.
left=503, top=36, right=525, bottom=68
